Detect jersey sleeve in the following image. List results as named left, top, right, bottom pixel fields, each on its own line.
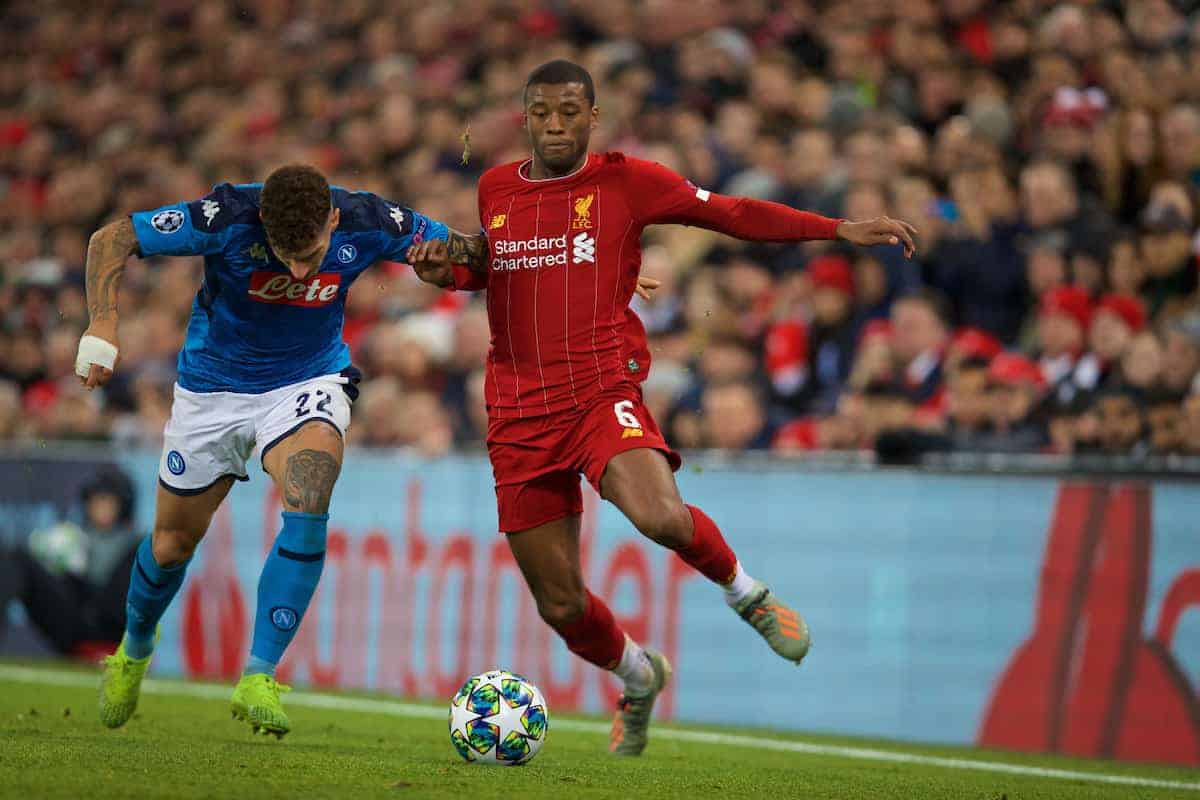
left=130, top=183, right=256, bottom=258
left=623, top=158, right=842, bottom=242
left=451, top=264, right=488, bottom=292
left=370, top=195, right=449, bottom=263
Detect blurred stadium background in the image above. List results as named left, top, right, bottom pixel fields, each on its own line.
left=1, top=0, right=1199, bottom=771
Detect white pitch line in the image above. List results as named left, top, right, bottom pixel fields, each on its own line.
left=2, top=665, right=1197, bottom=793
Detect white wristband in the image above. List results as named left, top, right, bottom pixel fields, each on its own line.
left=75, top=334, right=119, bottom=378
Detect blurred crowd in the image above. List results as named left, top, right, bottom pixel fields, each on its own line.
left=3, top=0, right=1200, bottom=460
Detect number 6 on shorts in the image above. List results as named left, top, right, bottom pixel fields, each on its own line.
left=614, top=399, right=641, bottom=429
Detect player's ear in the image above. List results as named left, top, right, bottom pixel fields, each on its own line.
left=328, top=207, right=340, bottom=230
left=590, top=106, right=599, bottom=131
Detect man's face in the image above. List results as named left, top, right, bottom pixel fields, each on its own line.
left=1140, top=229, right=1191, bottom=276
left=1181, top=395, right=1200, bottom=454
left=525, top=83, right=597, bottom=174
left=1148, top=403, right=1183, bottom=453
left=1038, top=313, right=1083, bottom=357
left=891, top=300, right=945, bottom=363
left=989, top=383, right=1035, bottom=427
left=812, top=286, right=851, bottom=325
left=268, top=208, right=340, bottom=279
left=1163, top=330, right=1200, bottom=390
left=86, top=492, right=121, bottom=531
left=948, top=366, right=989, bottom=428
left=1096, top=395, right=1143, bottom=452
left=1089, top=311, right=1133, bottom=361
left=701, top=384, right=764, bottom=449
left=1020, top=164, right=1076, bottom=227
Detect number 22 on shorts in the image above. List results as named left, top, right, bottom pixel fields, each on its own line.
left=614, top=399, right=644, bottom=439
left=295, top=389, right=333, bottom=418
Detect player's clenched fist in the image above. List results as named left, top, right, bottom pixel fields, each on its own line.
left=75, top=320, right=120, bottom=390
left=408, top=239, right=453, bottom=287
left=836, top=216, right=919, bottom=258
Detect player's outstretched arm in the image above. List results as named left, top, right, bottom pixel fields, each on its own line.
left=627, top=158, right=918, bottom=257
left=78, top=218, right=139, bottom=389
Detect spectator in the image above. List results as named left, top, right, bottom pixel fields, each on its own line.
left=1138, top=203, right=1198, bottom=320
left=889, top=290, right=950, bottom=406
left=1036, top=285, right=1091, bottom=398
left=1160, top=104, right=1200, bottom=188
left=1180, top=393, right=1200, bottom=455
left=0, top=468, right=141, bottom=656
left=943, top=357, right=992, bottom=450
left=1089, top=386, right=1148, bottom=456
left=697, top=382, right=770, bottom=450
left=945, top=327, right=1003, bottom=377
left=980, top=352, right=1048, bottom=452
left=1082, top=293, right=1146, bottom=389
left=2, top=0, right=1198, bottom=460
left=1145, top=388, right=1186, bottom=455
left=802, top=255, right=859, bottom=413
left=1162, top=313, right=1200, bottom=394
left=1121, top=331, right=1166, bottom=392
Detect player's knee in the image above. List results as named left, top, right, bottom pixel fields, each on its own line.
left=535, top=589, right=587, bottom=630
left=633, top=497, right=692, bottom=549
left=151, top=526, right=202, bottom=567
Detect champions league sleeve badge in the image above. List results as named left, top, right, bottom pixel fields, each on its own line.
left=151, top=209, right=185, bottom=234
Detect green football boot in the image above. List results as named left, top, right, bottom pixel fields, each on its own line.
left=609, top=650, right=672, bottom=756
left=231, top=673, right=292, bottom=738
left=733, top=580, right=811, bottom=665
left=99, top=635, right=156, bottom=729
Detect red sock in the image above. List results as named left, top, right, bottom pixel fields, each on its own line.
left=678, top=505, right=738, bottom=585
left=552, top=590, right=626, bottom=669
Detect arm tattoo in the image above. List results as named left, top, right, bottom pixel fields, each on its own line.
left=446, top=230, right=488, bottom=273
left=282, top=448, right=340, bottom=514
left=85, top=218, right=139, bottom=322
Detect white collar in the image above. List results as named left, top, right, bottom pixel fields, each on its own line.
left=518, top=154, right=592, bottom=183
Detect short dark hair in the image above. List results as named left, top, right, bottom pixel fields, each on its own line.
left=524, top=60, right=595, bottom=106
left=896, top=288, right=953, bottom=329
left=260, top=164, right=331, bottom=254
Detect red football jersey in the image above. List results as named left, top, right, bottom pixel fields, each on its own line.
left=468, top=152, right=842, bottom=419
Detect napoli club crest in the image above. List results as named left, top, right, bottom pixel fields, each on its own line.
left=271, top=607, right=299, bottom=631
left=337, top=244, right=357, bottom=264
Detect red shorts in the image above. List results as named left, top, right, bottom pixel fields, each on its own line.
left=488, top=386, right=682, bottom=533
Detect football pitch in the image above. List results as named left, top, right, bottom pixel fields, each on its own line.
left=1, top=664, right=1197, bottom=800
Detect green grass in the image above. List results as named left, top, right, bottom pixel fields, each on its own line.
left=1, top=663, right=1198, bottom=799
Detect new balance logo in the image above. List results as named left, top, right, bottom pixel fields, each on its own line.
left=201, top=200, right=220, bottom=226
left=572, top=231, right=595, bottom=264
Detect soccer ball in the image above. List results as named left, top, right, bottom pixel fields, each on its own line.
left=448, top=670, right=548, bottom=766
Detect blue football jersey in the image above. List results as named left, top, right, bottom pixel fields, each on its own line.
left=130, top=183, right=447, bottom=394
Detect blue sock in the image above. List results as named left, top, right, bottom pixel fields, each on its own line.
left=124, top=537, right=190, bottom=659
left=246, top=512, right=328, bottom=676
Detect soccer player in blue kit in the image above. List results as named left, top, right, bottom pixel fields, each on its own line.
left=78, top=164, right=486, bottom=737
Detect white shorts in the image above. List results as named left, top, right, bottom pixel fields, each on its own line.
left=158, top=370, right=357, bottom=495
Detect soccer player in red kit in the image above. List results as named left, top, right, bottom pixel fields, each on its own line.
left=409, top=60, right=917, bottom=756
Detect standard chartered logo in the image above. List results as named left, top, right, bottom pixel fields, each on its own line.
left=572, top=232, right=595, bottom=264
left=492, top=233, right=597, bottom=270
